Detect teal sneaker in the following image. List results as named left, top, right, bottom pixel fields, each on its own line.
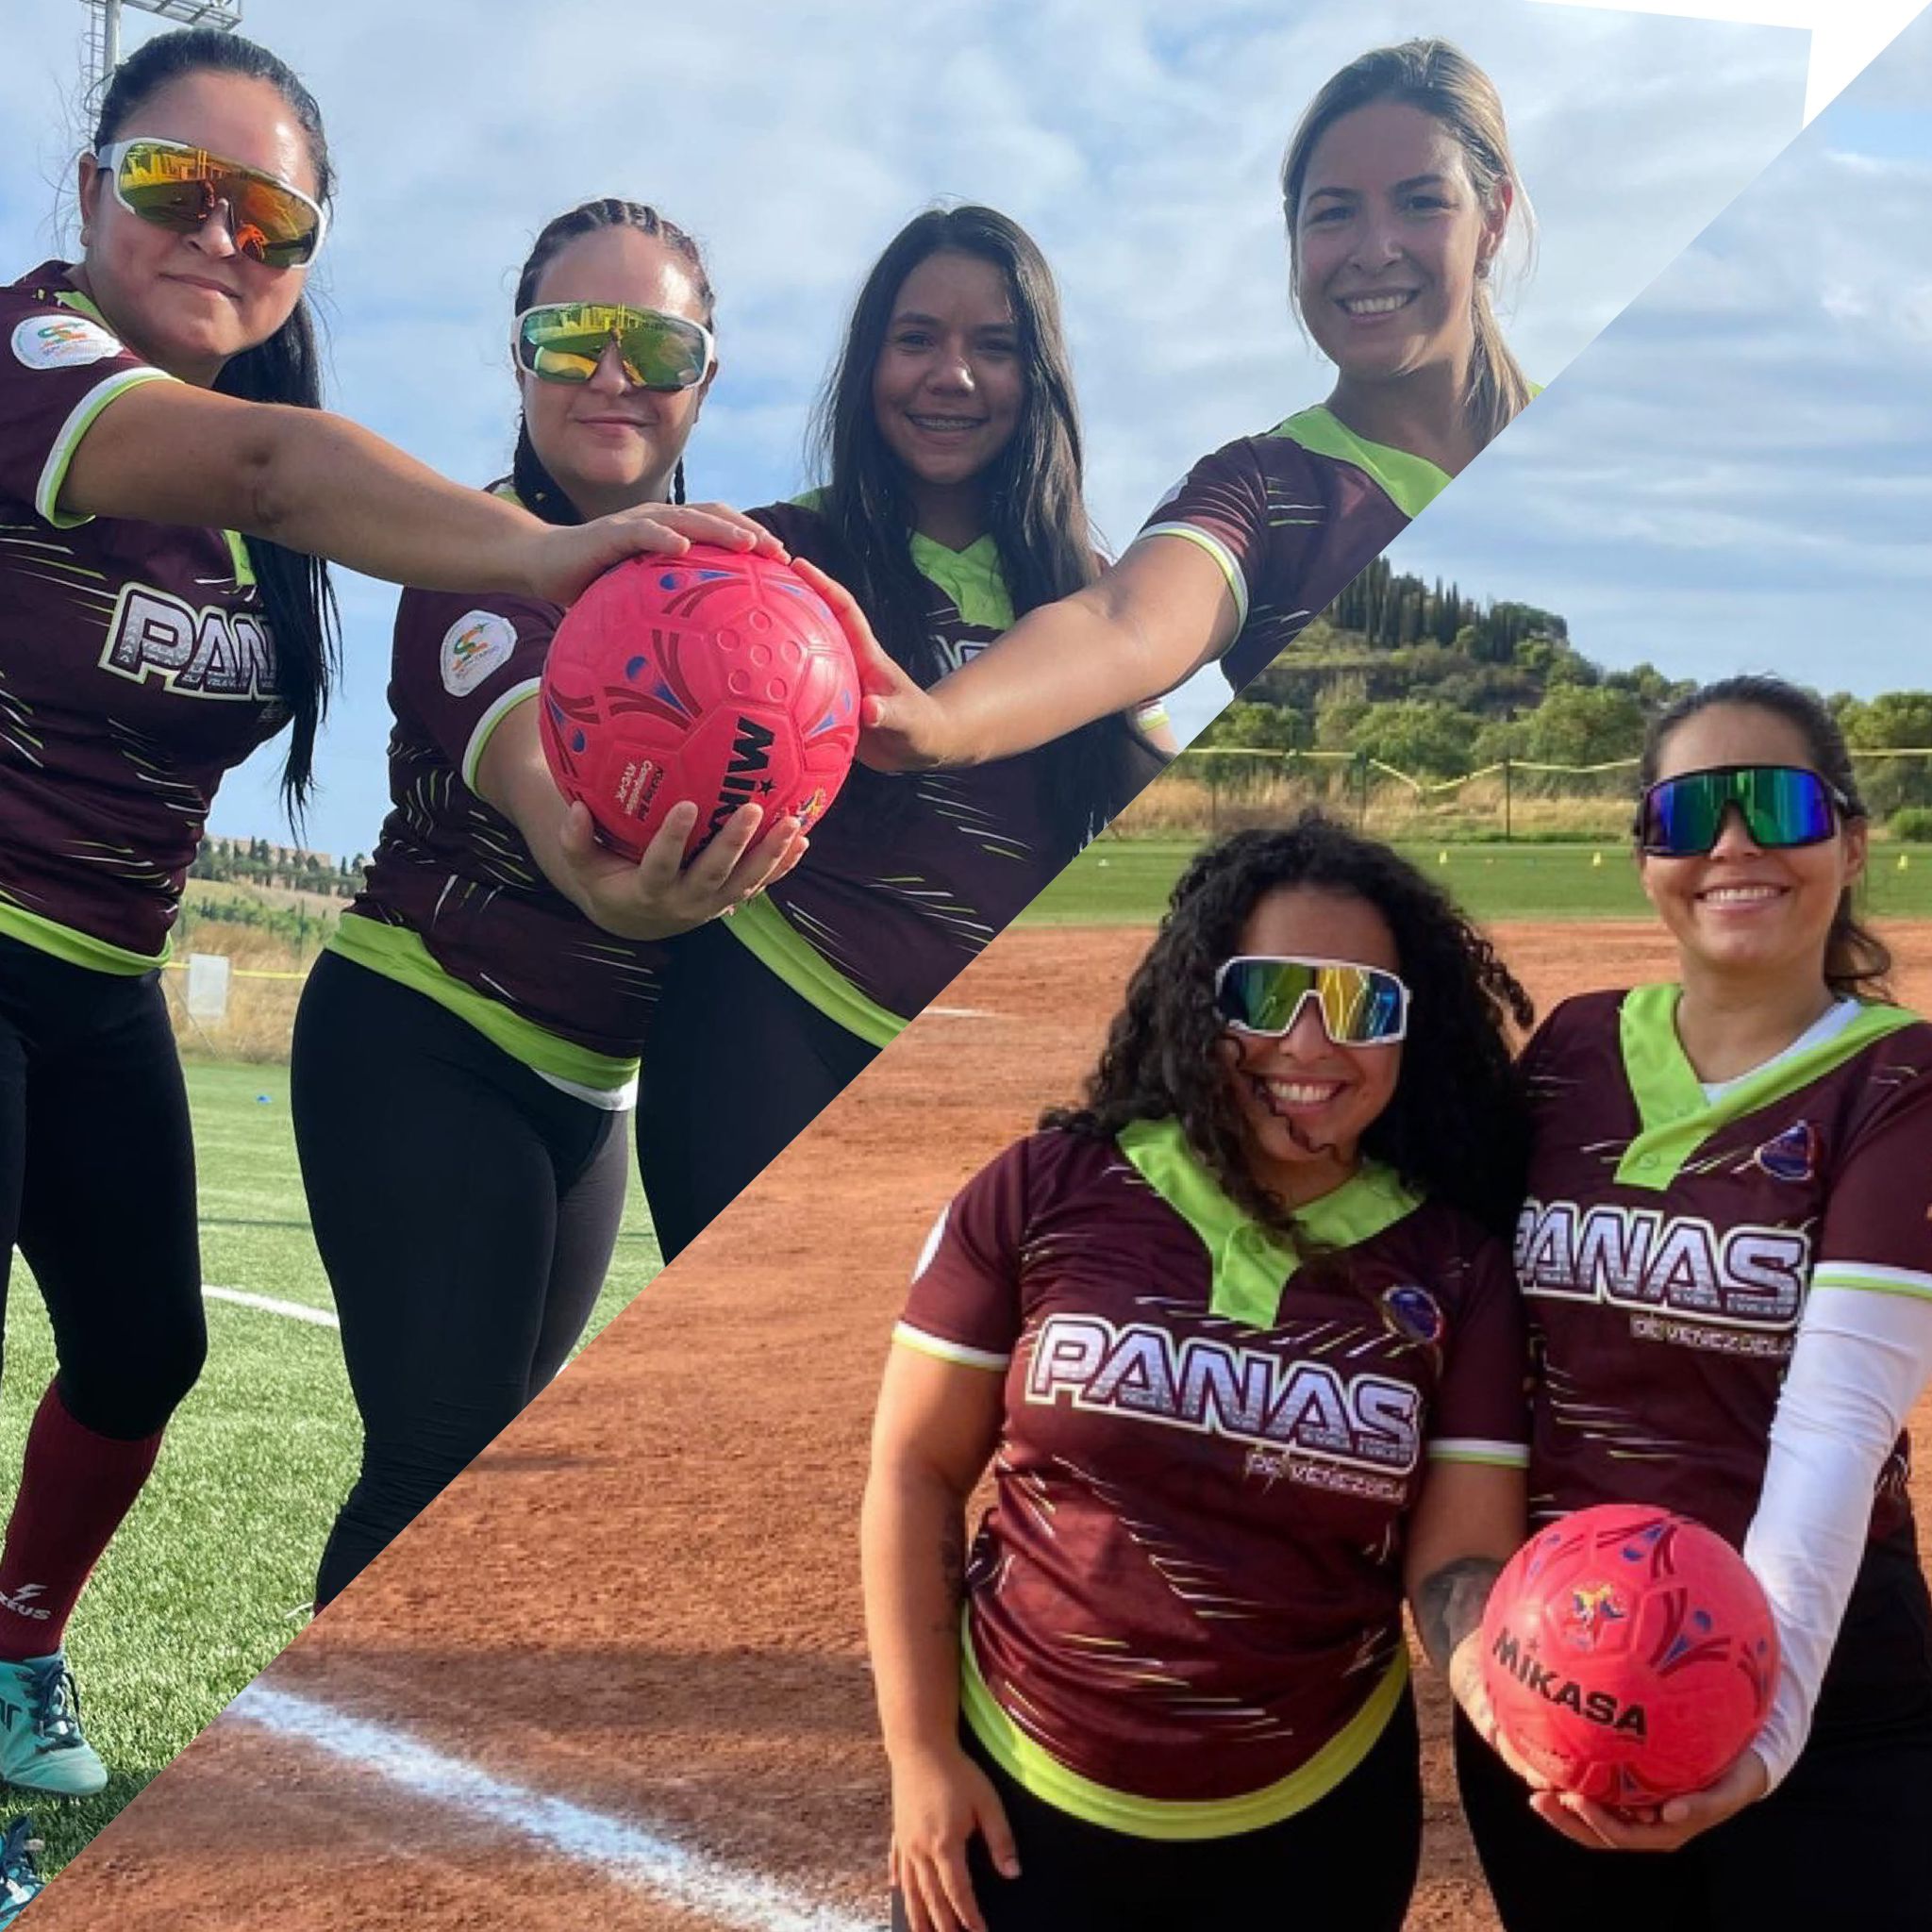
left=0, top=1657, right=107, bottom=1797
left=0, top=1817, right=42, bottom=1925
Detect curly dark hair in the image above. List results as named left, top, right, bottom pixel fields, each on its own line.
left=1042, top=814, right=1535, bottom=1239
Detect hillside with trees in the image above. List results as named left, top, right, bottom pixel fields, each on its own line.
left=1196, top=557, right=1932, bottom=824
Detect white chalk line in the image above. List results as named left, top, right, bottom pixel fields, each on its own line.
left=202, top=1284, right=340, bottom=1329
left=230, top=1685, right=886, bottom=1932
left=924, top=1006, right=993, bottom=1019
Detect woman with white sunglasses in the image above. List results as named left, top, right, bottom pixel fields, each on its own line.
left=0, top=26, right=771, bottom=1819
left=863, top=816, right=1536, bottom=1932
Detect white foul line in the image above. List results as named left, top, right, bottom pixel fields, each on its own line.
left=229, top=1686, right=886, bottom=1932
left=202, top=1285, right=340, bottom=1329
left=924, top=1006, right=993, bottom=1019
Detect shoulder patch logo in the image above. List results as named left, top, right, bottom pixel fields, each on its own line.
left=1381, top=1283, right=1445, bottom=1347
left=12, top=313, right=123, bottom=371
left=1753, top=1122, right=1818, bottom=1184
left=440, top=609, right=517, bottom=697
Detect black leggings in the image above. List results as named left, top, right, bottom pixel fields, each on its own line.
left=1457, top=1541, right=1932, bottom=1932
left=292, top=953, right=629, bottom=1607
left=891, top=1690, right=1423, bottom=1932
left=0, top=934, right=205, bottom=1437
left=634, top=917, right=880, bottom=1262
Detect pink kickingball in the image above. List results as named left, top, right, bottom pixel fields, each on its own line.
left=540, top=544, right=860, bottom=862
left=1481, top=1504, right=1778, bottom=1806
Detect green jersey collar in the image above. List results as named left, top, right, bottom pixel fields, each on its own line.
left=1270, top=406, right=1451, bottom=522
left=906, top=528, right=1014, bottom=630
left=791, top=491, right=1014, bottom=629
left=1615, top=984, right=1920, bottom=1190
left=1116, top=1115, right=1421, bottom=1327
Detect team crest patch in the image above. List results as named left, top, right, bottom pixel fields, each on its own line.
left=440, top=610, right=517, bottom=697
left=12, top=313, right=122, bottom=371
left=1381, top=1283, right=1444, bottom=1347
left=1753, top=1122, right=1818, bottom=1184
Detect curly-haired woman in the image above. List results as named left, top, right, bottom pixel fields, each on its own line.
left=861, top=816, right=1539, bottom=1932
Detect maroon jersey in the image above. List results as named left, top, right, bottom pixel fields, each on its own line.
left=341, top=533, right=663, bottom=1070
left=900, top=1122, right=1527, bottom=1832
left=0, top=263, right=284, bottom=966
left=732, top=502, right=1111, bottom=1037
left=1141, top=406, right=1445, bottom=695
left=1517, top=989, right=1932, bottom=1548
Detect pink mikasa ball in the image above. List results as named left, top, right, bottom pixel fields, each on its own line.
left=1481, top=1504, right=1779, bottom=1806
left=541, top=543, right=861, bottom=862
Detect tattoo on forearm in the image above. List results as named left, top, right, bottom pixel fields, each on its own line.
left=932, top=1516, right=966, bottom=1637
left=1416, top=1557, right=1504, bottom=1671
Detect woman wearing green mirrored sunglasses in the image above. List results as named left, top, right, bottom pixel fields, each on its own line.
left=864, top=815, right=1536, bottom=1932
left=291, top=196, right=806, bottom=1611
left=1458, top=675, right=1932, bottom=1931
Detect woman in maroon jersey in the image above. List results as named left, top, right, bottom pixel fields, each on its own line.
left=1457, top=675, right=1932, bottom=1931
left=0, top=26, right=774, bottom=1815
left=292, top=196, right=803, bottom=1608
left=839, top=38, right=1537, bottom=776
left=636, top=205, right=1168, bottom=1263
left=864, top=817, right=1537, bottom=1932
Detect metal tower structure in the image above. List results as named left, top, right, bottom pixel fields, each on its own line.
left=80, top=0, right=244, bottom=102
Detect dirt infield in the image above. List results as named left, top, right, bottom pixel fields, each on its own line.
left=33, top=923, right=1932, bottom=1931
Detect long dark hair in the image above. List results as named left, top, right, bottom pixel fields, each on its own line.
left=1640, top=675, right=1891, bottom=1001
left=812, top=205, right=1158, bottom=848
left=1281, top=39, right=1535, bottom=452
left=509, top=198, right=714, bottom=529
left=92, top=28, right=340, bottom=819
left=1044, top=815, right=1535, bottom=1239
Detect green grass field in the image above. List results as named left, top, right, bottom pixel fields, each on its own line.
left=1024, top=838, right=1932, bottom=925
left=3, top=1062, right=658, bottom=1874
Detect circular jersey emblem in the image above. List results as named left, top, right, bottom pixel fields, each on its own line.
left=439, top=609, right=518, bottom=698
left=1381, top=1283, right=1445, bottom=1347
left=11, top=312, right=122, bottom=372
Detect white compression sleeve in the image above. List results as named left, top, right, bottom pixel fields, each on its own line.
left=1742, top=1284, right=1932, bottom=1789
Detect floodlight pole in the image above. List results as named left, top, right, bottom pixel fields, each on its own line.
left=81, top=0, right=245, bottom=99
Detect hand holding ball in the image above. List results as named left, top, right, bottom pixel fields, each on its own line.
left=540, top=545, right=861, bottom=862
left=1480, top=1505, right=1778, bottom=1807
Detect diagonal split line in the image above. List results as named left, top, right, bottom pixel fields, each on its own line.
left=228, top=1686, right=886, bottom=1932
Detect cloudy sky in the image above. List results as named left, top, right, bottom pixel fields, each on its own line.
left=1387, top=3, right=1932, bottom=699
left=5, top=0, right=1808, bottom=858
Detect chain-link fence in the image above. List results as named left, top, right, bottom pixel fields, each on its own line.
left=1113, top=747, right=1932, bottom=842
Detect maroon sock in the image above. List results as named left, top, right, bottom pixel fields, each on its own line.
left=0, top=1383, right=162, bottom=1662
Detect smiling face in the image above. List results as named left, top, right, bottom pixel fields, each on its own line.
left=1639, top=704, right=1866, bottom=991
left=870, top=248, right=1024, bottom=525
left=1292, top=97, right=1508, bottom=394
left=76, top=70, right=320, bottom=386
left=520, top=224, right=714, bottom=520
left=1218, top=886, right=1405, bottom=1208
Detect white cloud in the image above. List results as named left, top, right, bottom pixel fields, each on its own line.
left=1390, top=7, right=1932, bottom=700
left=2, top=0, right=1807, bottom=855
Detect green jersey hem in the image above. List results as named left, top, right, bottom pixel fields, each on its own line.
left=723, top=892, right=907, bottom=1050
left=960, top=1624, right=1408, bottom=1840
left=327, top=913, right=640, bottom=1090
left=0, top=899, right=167, bottom=974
